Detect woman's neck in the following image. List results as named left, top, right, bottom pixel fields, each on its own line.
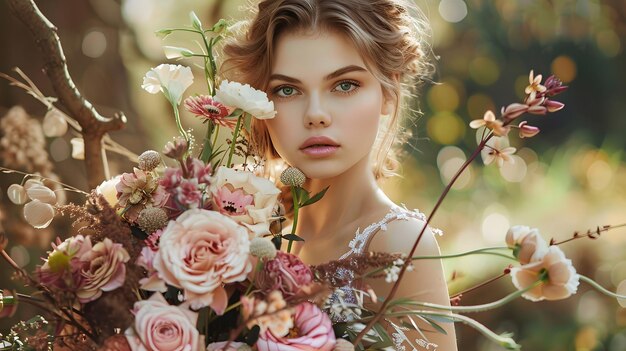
left=295, top=157, right=394, bottom=240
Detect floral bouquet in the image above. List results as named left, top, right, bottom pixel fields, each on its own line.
left=1, top=8, right=625, bottom=351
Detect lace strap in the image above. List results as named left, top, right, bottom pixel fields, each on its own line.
left=339, top=205, right=440, bottom=260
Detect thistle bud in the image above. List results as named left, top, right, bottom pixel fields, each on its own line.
left=280, top=166, right=306, bottom=187
left=137, top=207, right=168, bottom=234
left=138, top=150, right=161, bottom=171
left=250, top=237, right=277, bottom=260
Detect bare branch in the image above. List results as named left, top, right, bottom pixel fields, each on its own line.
left=6, top=0, right=127, bottom=189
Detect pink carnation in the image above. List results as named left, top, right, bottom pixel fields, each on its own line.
left=257, top=251, right=313, bottom=298
left=76, top=238, right=130, bottom=303
left=256, top=302, right=336, bottom=351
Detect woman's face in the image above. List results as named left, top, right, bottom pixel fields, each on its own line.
left=265, top=30, right=392, bottom=180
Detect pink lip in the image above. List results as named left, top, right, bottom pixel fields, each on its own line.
left=299, top=136, right=340, bottom=158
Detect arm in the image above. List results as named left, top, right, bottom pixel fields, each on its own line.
left=365, top=217, right=458, bottom=351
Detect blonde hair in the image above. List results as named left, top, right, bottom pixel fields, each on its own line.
left=221, top=0, right=433, bottom=179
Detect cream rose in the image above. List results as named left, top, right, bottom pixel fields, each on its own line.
left=95, top=175, right=122, bottom=208
left=152, top=209, right=253, bottom=313
left=214, top=80, right=276, bottom=119
left=125, top=293, right=199, bottom=351
left=210, top=166, right=280, bottom=238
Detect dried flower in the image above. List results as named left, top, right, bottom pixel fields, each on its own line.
left=26, top=184, right=57, bottom=204
left=511, top=246, right=579, bottom=301
left=280, top=167, right=306, bottom=187
left=481, top=136, right=516, bottom=167
left=141, top=64, right=194, bottom=104
left=250, top=237, right=277, bottom=259
left=124, top=293, right=199, bottom=351
left=0, top=106, right=53, bottom=174
left=162, top=137, right=189, bottom=159
left=257, top=251, right=313, bottom=298
left=469, top=110, right=510, bottom=136
left=152, top=209, right=253, bottom=312
left=256, top=302, right=336, bottom=351
left=23, top=200, right=55, bottom=229
left=7, top=184, right=28, bottom=205
left=210, top=167, right=280, bottom=237
left=116, top=167, right=168, bottom=223
left=184, top=95, right=233, bottom=127
left=505, top=226, right=549, bottom=265
left=137, top=207, right=168, bottom=234
left=241, top=291, right=293, bottom=337
left=42, top=108, right=68, bottom=137
left=215, top=80, right=276, bottom=120
left=76, top=238, right=130, bottom=303
left=518, top=121, right=540, bottom=138
left=137, top=150, right=161, bottom=171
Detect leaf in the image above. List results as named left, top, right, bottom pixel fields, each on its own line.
left=242, top=111, right=253, bottom=133
left=271, top=235, right=282, bottom=250
left=301, top=186, right=329, bottom=207
left=227, top=108, right=243, bottom=118
left=189, top=11, right=203, bottom=31
left=294, top=187, right=309, bottom=204
left=282, top=234, right=305, bottom=242
left=420, top=316, right=449, bottom=335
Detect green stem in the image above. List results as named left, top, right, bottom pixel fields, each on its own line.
left=579, top=275, right=626, bottom=300
left=287, top=186, right=300, bottom=253
left=396, top=279, right=543, bottom=313
left=226, top=114, right=243, bottom=167
left=171, top=102, right=189, bottom=144
left=212, top=125, right=221, bottom=151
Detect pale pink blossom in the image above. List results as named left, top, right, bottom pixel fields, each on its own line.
left=505, top=226, right=549, bottom=265
left=125, top=293, right=199, bottom=351
left=469, top=110, right=510, bottom=136
left=257, top=251, right=313, bottom=299
left=152, top=209, right=253, bottom=313
left=511, top=245, right=579, bottom=302
left=76, top=238, right=130, bottom=303
left=37, top=235, right=93, bottom=291
left=137, top=246, right=166, bottom=292
left=481, top=137, right=516, bottom=167
left=210, top=167, right=280, bottom=237
left=256, top=302, right=336, bottom=351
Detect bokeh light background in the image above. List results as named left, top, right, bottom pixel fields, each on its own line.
left=0, top=0, right=625, bottom=350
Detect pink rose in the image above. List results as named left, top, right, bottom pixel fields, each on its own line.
left=152, top=209, right=253, bottom=313
left=256, top=302, right=336, bottom=351
left=77, top=238, right=130, bottom=303
left=511, top=245, right=579, bottom=301
left=137, top=246, right=166, bottom=292
left=257, top=251, right=313, bottom=298
left=125, top=293, right=199, bottom=351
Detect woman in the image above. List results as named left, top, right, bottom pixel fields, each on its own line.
left=222, top=0, right=458, bottom=349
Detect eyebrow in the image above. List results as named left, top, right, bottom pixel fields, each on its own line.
left=268, top=65, right=367, bottom=84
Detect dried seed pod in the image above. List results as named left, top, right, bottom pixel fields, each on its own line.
left=26, top=184, right=57, bottom=205
left=138, top=150, right=161, bottom=171
left=23, top=199, right=55, bottom=229
left=7, top=184, right=28, bottom=205
left=280, top=166, right=306, bottom=187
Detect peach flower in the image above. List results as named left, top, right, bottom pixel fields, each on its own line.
left=152, top=209, right=252, bottom=313
left=210, top=167, right=280, bottom=237
left=241, top=291, right=294, bottom=337
left=256, top=302, right=336, bottom=351
left=125, top=293, right=199, bottom=351
left=505, top=225, right=549, bottom=264
left=510, top=245, right=579, bottom=302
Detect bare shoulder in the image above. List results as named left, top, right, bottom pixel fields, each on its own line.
left=367, top=213, right=441, bottom=257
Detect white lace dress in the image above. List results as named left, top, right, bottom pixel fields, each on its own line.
left=325, top=206, right=443, bottom=350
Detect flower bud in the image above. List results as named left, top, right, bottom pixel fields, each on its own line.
left=7, top=184, right=28, bottom=205
left=501, top=103, right=528, bottom=121
left=250, top=237, right=277, bottom=260
left=23, top=199, right=55, bottom=229
left=26, top=184, right=57, bottom=205
left=42, top=109, right=68, bottom=137
left=518, top=121, right=540, bottom=138
left=137, top=207, right=169, bottom=234
left=138, top=150, right=161, bottom=171
left=280, top=166, right=306, bottom=187
left=162, top=137, right=188, bottom=159
left=545, top=99, right=565, bottom=112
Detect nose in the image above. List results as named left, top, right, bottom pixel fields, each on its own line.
left=304, top=93, right=331, bottom=128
